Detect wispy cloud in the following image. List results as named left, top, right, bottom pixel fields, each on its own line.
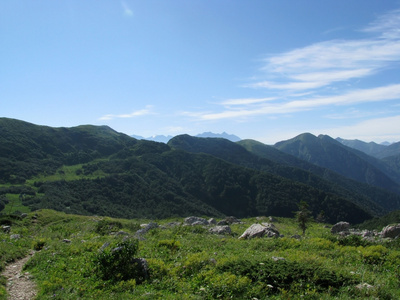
left=220, top=97, right=276, bottom=106
left=185, top=84, right=400, bottom=121
left=184, top=8, right=400, bottom=123
left=362, top=8, right=400, bottom=39
left=322, top=115, right=400, bottom=142
left=121, top=1, right=133, bottom=17
left=99, top=105, right=155, bottom=121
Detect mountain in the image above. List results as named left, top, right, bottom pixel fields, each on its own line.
left=0, top=118, right=380, bottom=223
left=336, top=137, right=400, bottom=159
left=130, top=134, right=174, bottom=143
left=130, top=132, right=241, bottom=143
left=168, top=134, right=400, bottom=214
left=336, top=137, right=387, bottom=157
left=275, top=133, right=400, bottom=195
left=196, top=132, right=241, bottom=142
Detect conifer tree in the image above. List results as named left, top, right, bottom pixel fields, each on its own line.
left=296, top=201, right=312, bottom=236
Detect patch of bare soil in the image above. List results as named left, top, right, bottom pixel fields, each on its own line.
left=2, top=251, right=37, bottom=300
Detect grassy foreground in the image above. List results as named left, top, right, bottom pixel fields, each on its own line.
left=1, top=210, right=400, bottom=299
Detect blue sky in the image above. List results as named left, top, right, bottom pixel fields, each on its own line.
left=1, top=1, right=400, bottom=144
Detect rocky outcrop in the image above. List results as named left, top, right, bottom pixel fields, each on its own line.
left=217, top=216, right=242, bottom=225
left=239, top=223, right=279, bottom=239
left=331, top=222, right=350, bottom=234
left=381, top=224, right=400, bottom=239
left=209, top=225, right=232, bottom=235
left=184, top=216, right=209, bottom=226
left=135, top=222, right=159, bottom=238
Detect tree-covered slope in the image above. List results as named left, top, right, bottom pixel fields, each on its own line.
left=0, top=118, right=373, bottom=223
left=169, top=134, right=400, bottom=214
left=274, top=133, right=400, bottom=195
left=239, top=139, right=400, bottom=213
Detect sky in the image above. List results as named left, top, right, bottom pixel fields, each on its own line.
left=1, top=1, right=400, bottom=144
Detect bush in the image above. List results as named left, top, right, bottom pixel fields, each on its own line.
left=216, top=257, right=355, bottom=294
left=32, top=238, right=46, bottom=251
left=95, top=219, right=122, bottom=235
left=93, top=239, right=147, bottom=283
left=157, top=239, right=181, bottom=251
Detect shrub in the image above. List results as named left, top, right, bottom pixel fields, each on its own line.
left=95, top=219, right=122, bottom=235
left=337, top=234, right=371, bottom=247
left=195, top=270, right=251, bottom=299
left=157, top=239, right=181, bottom=251
left=359, top=245, right=388, bottom=264
left=32, top=238, right=46, bottom=251
left=93, top=239, right=147, bottom=283
left=216, top=257, right=355, bottom=294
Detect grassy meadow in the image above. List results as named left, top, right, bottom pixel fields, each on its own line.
left=1, top=209, right=400, bottom=299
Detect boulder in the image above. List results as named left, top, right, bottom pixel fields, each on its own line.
left=10, top=234, right=21, bottom=240
left=209, top=225, right=232, bottom=235
left=381, top=224, right=400, bottom=239
left=184, top=216, right=208, bottom=226
left=217, top=216, right=242, bottom=225
left=1, top=225, right=11, bottom=233
left=135, top=222, right=159, bottom=237
left=239, top=223, right=280, bottom=239
left=208, top=218, right=217, bottom=225
left=331, top=221, right=350, bottom=234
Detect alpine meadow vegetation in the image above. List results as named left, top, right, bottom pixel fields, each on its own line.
left=1, top=210, right=400, bottom=299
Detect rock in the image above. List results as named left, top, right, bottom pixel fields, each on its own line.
left=239, top=223, right=280, bottom=239
left=208, top=218, right=217, bottom=225
left=331, top=221, right=350, bottom=234
left=217, top=216, right=242, bottom=225
left=209, top=225, right=232, bottom=235
left=165, top=222, right=182, bottom=227
left=271, top=256, right=285, bottom=261
left=62, top=239, right=72, bottom=243
left=355, top=283, right=374, bottom=290
left=99, top=242, right=110, bottom=252
left=20, top=213, right=28, bottom=219
left=131, top=258, right=149, bottom=283
left=381, top=224, right=400, bottom=239
left=184, top=217, right=209, bottom=226
left=115, top=231, right=129, bottom=236
left=361, top=230, right=374, bottom=238
left=224, top=216, right=242, bottom=224
left=10, top=234, right=21, bottom=240
left=136, top=222, right=158, bottom=235
left=269, top=216, right=277, bottom=222
left=291, top=234, right=302, bottom=240
left=1, top=225, right=11, bottom=233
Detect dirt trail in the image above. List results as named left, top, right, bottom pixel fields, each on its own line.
left=2, top=251, right=37, bottom=300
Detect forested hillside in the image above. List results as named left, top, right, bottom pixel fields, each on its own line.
left=275, top=133, right=400, bottom=194
left=1, top=118, right=400, bottom=224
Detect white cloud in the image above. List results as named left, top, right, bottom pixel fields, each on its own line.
left=184, top=8, right=400, bottom=124
left=99, top=106, right=154, bottom=121
left=186, top=84, right=400, bottom=121
left=322, top=115, right=400, bottom=143
left=362, top=8, right=400, bottom=39
left=220, top=97, right=276, bottom=106
left=249, top=9, right=400, bottom=93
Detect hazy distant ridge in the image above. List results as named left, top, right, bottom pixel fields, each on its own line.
left=131, top=132, right=241, bottom=143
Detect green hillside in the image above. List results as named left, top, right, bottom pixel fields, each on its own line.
left=2, top=118, right=400, bottom=224
left=275, top=133, right=400, bottom=194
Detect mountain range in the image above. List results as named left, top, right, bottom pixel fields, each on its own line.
left=1, top=117, right=400, bottom=224
left=131, top=132, right=241, bottom=143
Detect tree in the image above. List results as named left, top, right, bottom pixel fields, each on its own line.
left=296, top=201, right=312, bottom=236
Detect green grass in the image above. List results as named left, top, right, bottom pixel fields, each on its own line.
left=2, top=194, right=31, bottom=214
left=25, top=164, right=107, bottom=184
left=1, top=210, right=400, bottom=299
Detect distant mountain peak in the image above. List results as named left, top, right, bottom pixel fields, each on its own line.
left=195, top=132, right=241, bottom=142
